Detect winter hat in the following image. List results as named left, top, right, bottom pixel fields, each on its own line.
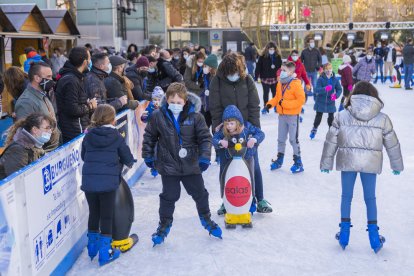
left=109, top=55, right=128, bottom=67
left=342, top=55, right=351, bottom=64
left=222, top=105, right=244, bottom=125
left=136, top=56, right=150, bottom=68
left=152, top=86, right=164, bottom=99
left=204, top=54, right=218, bottom=69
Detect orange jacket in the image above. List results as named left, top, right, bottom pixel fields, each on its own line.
left=266, top=78, right=305, bottom=115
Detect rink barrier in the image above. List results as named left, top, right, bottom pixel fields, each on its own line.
left=0, top=102, right=149, bottom=276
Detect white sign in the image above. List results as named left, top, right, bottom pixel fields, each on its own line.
left=227, top=41, right=238, bottom=53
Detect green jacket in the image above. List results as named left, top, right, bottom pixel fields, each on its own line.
left=15, top=84, right=55, bottom=120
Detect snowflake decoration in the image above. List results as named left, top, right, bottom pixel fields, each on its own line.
left=301, top=5, right=312, bottom=18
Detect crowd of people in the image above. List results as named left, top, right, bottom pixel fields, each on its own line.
left=0, top=37, right=411, bottom=264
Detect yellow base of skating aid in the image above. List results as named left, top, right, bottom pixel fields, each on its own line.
left=224, top=213, right=252, bottom=225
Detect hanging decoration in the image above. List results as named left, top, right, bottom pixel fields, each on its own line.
left=301, top=5, right=313, bottom=18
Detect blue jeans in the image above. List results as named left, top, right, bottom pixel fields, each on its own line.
left=341, top=171, right=377, bottom=222
left=404, top=63, right=413, bottom=89
left=375, top=60, right=384, bottom=82
left=305, top=71, right=318, bottom=100
left=246, top=60, right=256, bottom=78
left=219, top=149, right=264, bottom=201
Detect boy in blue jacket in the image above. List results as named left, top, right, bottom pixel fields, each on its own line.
left=81, top=104, right=135, bottom=266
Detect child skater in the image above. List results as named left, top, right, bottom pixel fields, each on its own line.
left=265, top=61, right=306, bottom=173
left=142, top=82, right=222, bottom=246
left=212, top=105, right=268, bottom=214
left=310, top=62, right=342, bottom=139
left=338, top=55, right=353, bottom=111
left=81, top=104, right=136, bottom=266
left=320, top=81, right=404, bottom=253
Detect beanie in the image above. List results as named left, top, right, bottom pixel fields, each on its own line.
left=136, top=56, right=150, bottom=68
left=204, top=54, right=218, bottom=69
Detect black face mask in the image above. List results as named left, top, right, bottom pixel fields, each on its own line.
left=39, top=78, right=56, bottom=93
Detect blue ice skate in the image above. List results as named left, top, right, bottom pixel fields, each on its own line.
left=367, top=224, right=386, bottom=253
left=152, top=219, right=172, bottom=247
left=270, top=153, right=284, bottom=170
left=335, top=222, right=352, bottom=250
left=290, top=155, right=304, bottom=174
left=200, top=213, right=222, bottom=239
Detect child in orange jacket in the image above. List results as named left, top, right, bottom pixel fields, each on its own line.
left=265, top=61, right=306, bottom=173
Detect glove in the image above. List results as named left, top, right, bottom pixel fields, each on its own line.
left=265, top=104, right=272, bottom=112
left=325, top=85, right=333, bottom=92
left=347, top=84, right=353, bottom=91
left=321, top=169, right=330, bottom=174
left=150, top=168, right=159, bottom=177
left=199, top=158, right=210, bottom=172
left=392, top=170, right=400, bottom=175
left=306, top=84, right=311, bottom=90
left=278, top=99, right=283, bottom=106
left=144, top=158, right=155, bottom=169
left=330, top=93, right=337, bottom=101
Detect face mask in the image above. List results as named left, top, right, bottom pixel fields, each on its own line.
left=366, top=55, right=372, bottom=60
left=168, top=103, right=184, bottom=116
left=174, top=56, right=180, bottom=60
left=310, top=43, right=315, bottom=48
left=88, top=60, right=93, bottom=71
left=148, top=67, right=156, bottom=73
left=227, top=73, right=240, bottom=82
left=105, top=63, right=112, bottom=74
left=39, top=78, right=56, bottom=93
left=377, top=44, right=381, bottom=48
left=183, top=54, right=189, bottom=60
left=268, top=50, right=275, bottom=55
left=37, top=132, right=51, bottom=144
left=197, top=62, right=204, bottom=67
left=280, top=71, right=289, bottom=79
left=203, top=67, right=210, bottom=75
left=291, top=55, right=299, bottom=61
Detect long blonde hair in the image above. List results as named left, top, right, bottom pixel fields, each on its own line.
left=223, top=119, right=243, bottom=138
left=89, top=104, right=116, bottom=128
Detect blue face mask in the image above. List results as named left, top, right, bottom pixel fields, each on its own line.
left=88, top=60, right=92, bottom=71
left=280, top=71, right=289, bottom=79
left=168, top=103, right=184, bottom=116
left=148, top=67, right=156, bottom=73
left=227, top=73, right=240, bottom=82
left=37, top=132, right=51, bottom=144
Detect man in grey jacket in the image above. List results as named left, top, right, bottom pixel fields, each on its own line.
left=300, top=39, right=322, bottom=96
left=15, top=62, right=60, bottom=151
left=403, top=38, right=414, bottom=90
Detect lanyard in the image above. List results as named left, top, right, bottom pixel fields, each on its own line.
left=203, top=74, right=209, bottom=89
left=167, top=110, right=182, bottom=145
left=195, top=67, right=203, bottom=81
left=281, top=79, right=293, bottom=97
left=143, top=78, right=147, bottom=91
left=271, top=54, right=275, bottom=65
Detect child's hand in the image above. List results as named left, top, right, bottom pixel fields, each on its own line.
left=306, top=84, right=311, bottom=91
left=325, top=85, right=333, bottom=92
left=247, top=138, right=257, bottom=148
left=219, top=140, right=228, bottom=148
left=144, top=158, right=155, bottom=169
left=215, top=123, right=223, bottom=133
left=347, top=84, right=353, bottom=91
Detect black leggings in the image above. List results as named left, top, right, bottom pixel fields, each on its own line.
left=85, top=191, right=116, bottom=236
left=261, top=83, right=276, bottom=107
left=313, top=112, right=334, bottom=129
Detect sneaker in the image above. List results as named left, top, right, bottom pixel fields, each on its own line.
left=257, top=199, right=273, bottom=213
left=217, top=203, right=226, bottom=216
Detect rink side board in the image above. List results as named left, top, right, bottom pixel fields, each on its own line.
left=0, top=107, right=148, bottom=275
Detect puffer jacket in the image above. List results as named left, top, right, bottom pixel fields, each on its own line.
left=353, top=57, right=376, bottom=82
left=142, top=93, right=211, bottom=176
left=209, top=70, right=260, bottom=130
left=104, top=72, right=139, bottom=111
left=55, top=61, right=92, bottom=143
left=84, top=67, right=123, bottom=110
left=314, top=73, right=342, bottom=113
left=125, top=65, right=152, bottom=101
left=157, top=59, right=184, bottom=91
left=81, top=126, right=135, bottom=192
left=266, top=78, right=305, bottom=115
left=338, top=64, right=353, bottom=88
left=320, top=94, right=404, bottom=174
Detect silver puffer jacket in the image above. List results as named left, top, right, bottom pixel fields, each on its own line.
left=321, top=94, right=403, bottom=174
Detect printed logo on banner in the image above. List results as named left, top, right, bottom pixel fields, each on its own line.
left=33, top=231, right=45, bottom=268
left=42, top=149, right=80, bottom=195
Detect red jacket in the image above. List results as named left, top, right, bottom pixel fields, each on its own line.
left=338, top=64, right=353, bottom=87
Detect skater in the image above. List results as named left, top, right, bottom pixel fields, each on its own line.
left=200, top=54, right=218, bottom=129
left=300, top=39, right=322, bottom=98
left=373, top=42, right=385, bottom=84
left=310, top=63, right=342, bottom=140
left=391, top=52, right=403, bottom=88
left=212, top=105, right=268, bottom=215
left=183, top=51, right=206, bottom=96
left=264, top=61, right=306, bottom=173
left=255, top=41, right=282, bottom=114
left=320, top=81, right=404, bottom=253
left=383, top=43, right=396, bottom=84
left=338, top=55, right=353, bottom=111
left=142, top=83, right=222, bottom=246
left=352, top=49, right=376, bottom=83
left=81, top=104, right=136, bottom=266
left=403, top=38, right=414, bottom=90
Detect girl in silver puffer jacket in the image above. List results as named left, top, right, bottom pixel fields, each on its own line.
left=320, top=81, right=404, bottom=253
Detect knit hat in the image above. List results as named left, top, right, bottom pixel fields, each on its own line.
left=342, top=55, right=351, bottom=64
left=109, top=55, right=128, bottom=67
left=152, top=86, right=164, bottom=99
left=204, top=54, right=218, bottom=69
left=222, top=105, right=244, bottom=125
left=136, top=56, right=150, bottom=68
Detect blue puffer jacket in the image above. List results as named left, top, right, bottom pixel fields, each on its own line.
left=24, top=54, right=42, bottom=73
left=81, top=126, right=135, bottom=192
left=314, top=73, right=342, bottom=113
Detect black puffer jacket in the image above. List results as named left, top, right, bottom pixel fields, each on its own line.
left=142, top=93, right=211, bottom=176
left=124, top=65, right=152, bottom=101
left=55, top=61, right=92, bottom=143
left=84, top=67, right=123, bottom=110
left=209, top=70, right=260, bottom=130
left=104, top=72, right=139, bottom=111
left=157, top=59, right=184, bottom=91
left=255, top=54, right=282, bottom=79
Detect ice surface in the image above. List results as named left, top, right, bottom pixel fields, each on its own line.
left=68, top=82, right=414, bottom=275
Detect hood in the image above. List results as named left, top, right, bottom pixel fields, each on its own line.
left=348, top=94, right=383, bottom=121
left=338, top=64, right=352, bottom=70
left=13, top=128, right=43, bottom=149
left=59, top=60, right=84, bottom=79
left=125, top=64, right=137, bottom=74
left=222, top=105, right=244, bottom=125
left=90, top=67, right=108, bottom=79
left=161, top=92, right=202, bottom=113
left=86, top=127, right=120, bottom=148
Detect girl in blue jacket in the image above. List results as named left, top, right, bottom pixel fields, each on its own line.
left=310, top=63, right=342, bottom=139
left=81, top=104, right=135, bottom=266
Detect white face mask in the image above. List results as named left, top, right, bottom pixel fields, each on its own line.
left=148, top=67, right=156, bottom=73
left=366, top=55, right=373, bottom=60
left=268, top=49, right=275, bottom=55
left=197, top=62, right=204, bottom=67
left=203, top=67, right=210, bottom=74
left=377, top=44, right=381, bottom=48
left=174, top=56, right=180, bottom=60
left=292, top=55, right=299, bottom=61
left=166, top=58, right=172, bottom=62
left=183, top=54, right=189, bottom=60
left=105, top=63, right=112, bottom=74
left=227, top=73, right=240, bottom=82
left=37, top=132, right=51, bottom=144
left=168, top=103, right=184, bottom=116
left=310, top=43, right=315, bottom=48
